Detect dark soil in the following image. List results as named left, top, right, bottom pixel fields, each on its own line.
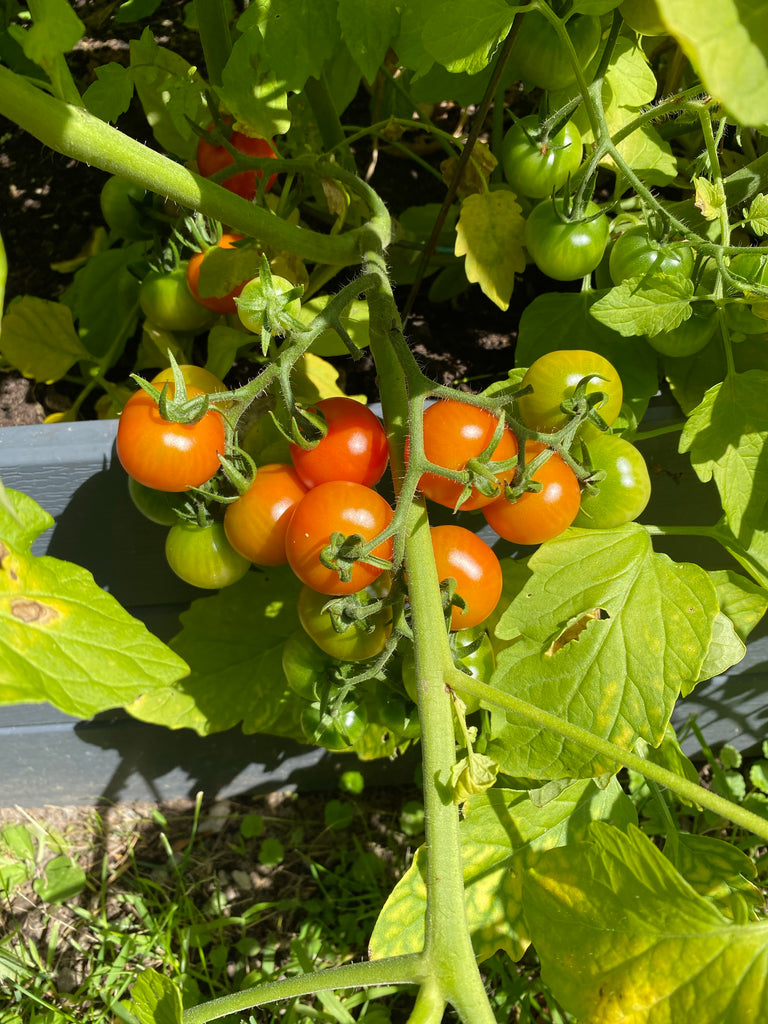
left=0, top=0, right=527, bottom=426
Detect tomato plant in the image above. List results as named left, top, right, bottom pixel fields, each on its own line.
left=186, top=233, right=249, bottom=315
left=289, top=397, right=390, bottom=489
left=196, top=119, right=278, bottom=199
left=138, top=267, right=216, bottom=332
left=415, top=399, right=518, bottom=510
left=116, top=385, right=225, bottom=492
left=501, top=115, right=583, bottom=199
left=516, top=349, right=623, bottom=437
left=482, top=442, right=581, bottom=545
left=724, top=251, right=768, bottom=333
left=165, top=521, right=251, bottom=589
left=127, top=477, right=189, bottom=526
left=297, top=583, right=392, bottom=661
left=608, top=227, right=694, bottom=284
left=574, top=434, right=651, bottom=529
left=151, top=365, right=228, bottom=396
left=507, top=12, right=602, bottom=91
left=285, top=481, right=394, bottom=595
left=429, top=524, right=503, bottom=630
left=525, top=199, right=609, bottom=281
left=224, top=462, right=308, bottom=565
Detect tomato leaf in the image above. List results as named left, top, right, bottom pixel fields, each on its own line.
left=660, top=0, right=768, bottom=129
left=82, top=62, right=135, bottom=122
left=590, top=275, right=695, bottom=337
left=369, top=778, right=636, bottom=963
left=218, top=32, right=291, bottom=139
left=0, top=490, right=190, bottom=714
left=422, top=0, right=515, bottom=75
left=488, top=524, right=719, bottom=779
left=337, top=0, right=400, bottom=84
left=0, top=296, right=91, bottom=382
left=454, top=190, right=526, bottom=311
left=744, top=193, right=768, bottom=236
left=126, top=570, right=305, bottom=737
left=523, top=821, right=768, bottom=1024
left=680, top=371, right=768, bottom=547
left=129, top=30, right=208, bottom=160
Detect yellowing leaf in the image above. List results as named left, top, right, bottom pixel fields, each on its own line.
left=694, top=176, right=725, bottom=220
left=440, top=141, right=497, bottom=197
left=454, top=191, right=525, bottom=311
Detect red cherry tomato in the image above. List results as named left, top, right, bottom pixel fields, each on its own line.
left=415, top=400, right=519, bottom=510
left=196, top=120, right=278, bottom=199
left=285, top=481, right=394, bottom=596
left=224, top=463, right=308, bottom=565
left=116, top=385, right=225, bottom=492
left=429, top=525, right=503, bottom=630
left=186, top=233, right=248, bottom=315
left=482, top=442, right=581, bottom=545
left=289, top=397, right=389, bottom=489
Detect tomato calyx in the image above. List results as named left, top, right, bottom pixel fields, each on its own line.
left=130, top=371, right=216, bottom=426
left=236, top=255, right=305, bottom=353
left=319, top=530, right=394, bottom=584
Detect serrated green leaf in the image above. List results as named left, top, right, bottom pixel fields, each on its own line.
left=7, top=0, right=83, bottom=67
left=667, top=831, right=763, bottom=920
left=0, top=296, right=91, bottom=382
left=488, top=524, right=719, bottom=778
left=660, top=0, right=768, bottom=129
left=663, top=333, right=768, bottom=417
left=235, top=0, right=340, bottom=95
left=680, top=371, right=768, bottom=545
left=694, top=176, right=725, bottom=220
left=749, top=761, right=768, bottom=793
left=524, top=822, right=768, bottom=1024
left=370, top=777, right=636, bottom=963
left=82, top=62, right=135, bottom=122
left=126, top=570, right=304, bottom=737
left=129, top=968, right=183, bottom=1024
left=0, top=490, right=189, bottom=713
left=515, top=290, right=659, bottom=427
left=745, top=193, right=768, bottom=235
left=337, top=0, right=399, bottom=84
left=218, top=31, right=291, bottom=139
left=720, top=743, right=743, bottom=769
left=591, top=275, right=694, bottom=337
left=454, top=191, right=525, bottom=311
left=708, top=569, right=768, bottom=642
left=129, top=30, right=208, bottom=160
left=422, top=0, right=515, bottom=75
left=60, top=245, right=143, bottom=359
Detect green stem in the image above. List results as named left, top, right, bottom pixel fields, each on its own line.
left=454, top=675, right=768, bottom=842
left=0, top=66, right=370, bottom=267
left=181, top=954, right=425, bottom=1024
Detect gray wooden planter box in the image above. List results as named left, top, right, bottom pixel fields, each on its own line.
left=0, top=407, right=765, bottom=807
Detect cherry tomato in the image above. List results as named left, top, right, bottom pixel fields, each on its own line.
left=285, top=481, right=394, bottom=596
left=99, top=175, right=151, bottom=240
left=724, top=251, right=768, bottom=334
left=165, top=522, right=251, bottom=589
left=224, top=462, right=308, bottom=565
left=574, top=434, right=651, bottom=529
left=236, top=274, right=303, bottom=336
left=300, top=702, right=367, bottom=752
left=516, top=350, right=623, bottom=438
left=415, top=399, right=518, bottom=510
left=139, top=267, right=217, bottom=332
left=297, top=583, right=392, bottom=662
left=646, top=314, right=717, bottom=357
left=482, top=442, right=581, bottom=546
left=429, top=525, right=503, bottom=630
left=116, top=385, right=225, bottom=492
left=196, top=119, right=278, bottom=199
left=507, top=13, right=602, bottom=91
left=282, top=629, right=334, bottom=701
left=501, top=116, right=583, bottom=199
left=186, top=233, right=249, bottom=315
left=609, top=227, right=694, bottom=284
left=289, top=397, right=389, bottom=489
left=128, top=477, right=190, bottom=526
left=525, top=199, right=610, bottom=282
left=151, top=365, right=228, bottom=396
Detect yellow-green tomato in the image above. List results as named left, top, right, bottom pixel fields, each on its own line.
left=236, top=275, right=302, bottom=335
left=297, top=585, right=392, bottom=662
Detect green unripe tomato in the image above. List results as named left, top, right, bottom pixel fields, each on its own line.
left=165, top=522, right=251, bottom=589
left=300, top=702, right=367, bottom=752
left=507, top=13, right=602, bottom=91
left=100, top=175, right=151, bottom=239
left=128, top=477, right=189, bottom=526
left=646, top=315, right=717, bottom=358
left=236, top=275, right=302, bottom=335
left=139, top=267, right=217, bottom=333
left=525, top=199, right=610, bottom=282
left=297, top=584, right=392, bottom=663
left=502, top=116, right=583, bottom=199
left=619, top=0, right=666, bottom=36
left=574, top=435, right=651, bottom=529
left=609, top=227, right=694, bottom=285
